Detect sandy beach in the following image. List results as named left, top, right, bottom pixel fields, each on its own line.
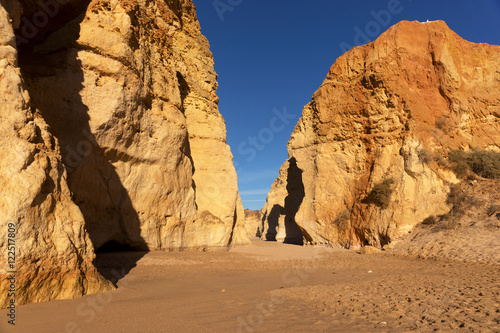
left=1, top=239, right=499, bottom=333
left=2, top=1, right=499, bottom=331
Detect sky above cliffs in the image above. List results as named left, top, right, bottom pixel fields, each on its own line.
left=193, top=0, right=500, bottom=210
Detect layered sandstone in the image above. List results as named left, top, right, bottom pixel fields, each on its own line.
left=1, top=0, right=248, bottom=307
left=262, top=21, right=500, bottom=248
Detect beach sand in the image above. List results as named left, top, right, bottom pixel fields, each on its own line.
left=1, top=239, right=499, bottom=332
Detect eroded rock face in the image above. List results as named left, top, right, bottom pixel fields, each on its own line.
left=20, top=0, right=248, bottom=251
left=0, top=0, right=248, bottom=307
left=243, top=209, right=263, bottom=238
left=390, top=179, right=500, bottom=265
left=262, top=21, right=500, bottom=248
left=18, top=0, right=248, bottom=250
left=0, top=1, right=113, bottom=307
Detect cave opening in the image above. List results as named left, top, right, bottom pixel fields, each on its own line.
left=94, top=240, right=147, bottom=287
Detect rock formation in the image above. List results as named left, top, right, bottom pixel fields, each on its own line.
left=390, top=179, right=500, bottom=265
left=0, top=0, right=248, bottom=307
left=0, top=0, right=113, bottom=307
left=262, top=21, right=500, bottom=248
left=243, top=209, right=263, bottom=238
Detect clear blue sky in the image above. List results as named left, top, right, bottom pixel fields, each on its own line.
left=192, top=0, right=500, bottom=210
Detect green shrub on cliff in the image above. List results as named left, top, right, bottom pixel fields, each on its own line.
left=449, top=149, right=500, bottom=179
left=365, top=178, right=395, bottom=209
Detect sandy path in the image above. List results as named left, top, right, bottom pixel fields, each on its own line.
left=1, top=240, right=499, bottom=332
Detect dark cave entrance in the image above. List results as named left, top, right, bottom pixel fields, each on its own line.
left=94, top=240, right=147, bottom=287
left=96, top=240, right=136, bottom=253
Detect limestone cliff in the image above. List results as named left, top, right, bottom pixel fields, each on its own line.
left=262, top=21, right=500, bottom=248
left=0, top=0, right=248, bottom=307
left=0, top=1, right=113, bottom=307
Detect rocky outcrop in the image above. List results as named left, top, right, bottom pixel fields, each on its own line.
left=390, top=179, right=500, bottom=265
left=1, top=0, right=248, bottom=307
left=0, top=1, right=113, bottom=307
left=243, top=209, right=263, bottom=238
left=262, top=21, right=500, bottom=248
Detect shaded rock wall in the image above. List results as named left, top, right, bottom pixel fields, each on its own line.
left=262, top=21, right=500, bottom=248
left=0, top=1, right=113, bottom=307
left=262, top=158, right=304, bottom=244
left=20, top=0, right=248, bottom=251
left=0, top=0, right=248, bottom=307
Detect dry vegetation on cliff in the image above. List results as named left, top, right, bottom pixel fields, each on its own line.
left=0, top=1, right=499, bottom=329
left=448, top=149, right=500, bottom=180
left=261, top=20, right=500, bottom=257
left=391, top=178, right=500, bottom=264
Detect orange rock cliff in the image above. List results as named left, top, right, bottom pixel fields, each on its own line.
left=261, top=20, right=500, bottom=247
